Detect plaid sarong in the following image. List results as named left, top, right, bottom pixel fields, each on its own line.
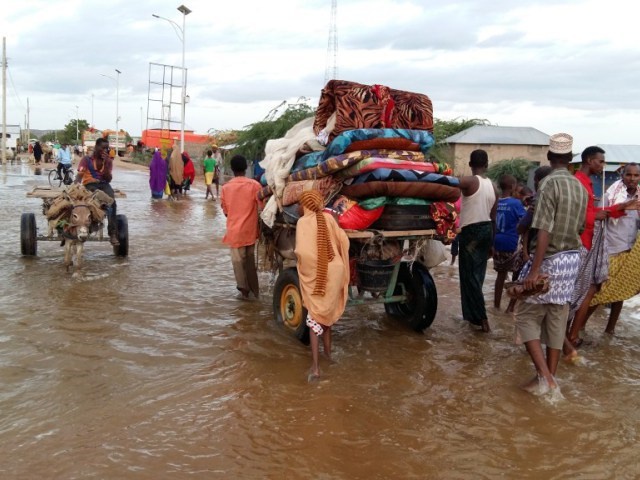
left=567, top=220, right=608, bottom=326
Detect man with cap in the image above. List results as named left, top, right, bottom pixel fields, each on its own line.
left=564, top=146, right=638, bottom=354
left=515, top=133, right=587, bottom=395
left=220, top=154, right=263, bottom=299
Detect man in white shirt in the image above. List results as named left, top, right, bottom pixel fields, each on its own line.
left=588, top=163, right=640, bottom=333
left=457, top=149, right=498, bottom=332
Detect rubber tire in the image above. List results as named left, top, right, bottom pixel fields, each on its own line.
left=384, top=263, right=431, bottom=331
left=48, top=169, right=62, bottom=188
left=20, top=213, right=37, bottom=256
left=113, top=214, right=129, bottom=257
left=414, top=264, right=438, bottom=330
left=273, top=267, right=309, bottom=344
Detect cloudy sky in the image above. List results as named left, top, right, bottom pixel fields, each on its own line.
left=2, top=0, right=639, bottom=150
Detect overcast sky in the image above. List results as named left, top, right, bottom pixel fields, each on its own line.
left=2, top=0, right=639, bottom=150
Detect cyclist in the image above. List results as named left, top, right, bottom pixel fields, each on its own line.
left=56, top=143, right=73, bottom=180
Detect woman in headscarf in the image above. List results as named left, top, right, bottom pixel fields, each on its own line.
left=182, top=151, right=196, bottom=194
left=149, top=149, right=168, bottom=199
left=168, top=147, right=184, bottom=196
left=295, top=190, right=350, bottom=380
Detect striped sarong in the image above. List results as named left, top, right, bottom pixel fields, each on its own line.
left=518, top=250, right=581, bottom=304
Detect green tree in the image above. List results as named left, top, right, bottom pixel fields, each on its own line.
left=60, top=119, right=90, bottom=144
left=429, top=117, right=490, bottom=163
left=486, top=157, right=538, bottom=185
left=233, top=101, right=315, bottom=161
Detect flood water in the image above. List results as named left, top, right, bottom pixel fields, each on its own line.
left=1, top=160, right=639, bottom=479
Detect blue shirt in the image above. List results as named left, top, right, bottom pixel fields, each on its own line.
left=58, top=147, right=72, bottom=165
left=494, top=196, right=526, bottom=252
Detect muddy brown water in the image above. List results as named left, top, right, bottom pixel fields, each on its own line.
left=1, top=161, right=639, bottom=479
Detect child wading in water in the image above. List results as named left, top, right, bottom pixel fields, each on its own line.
left=295, top=190, right=350, bottom=380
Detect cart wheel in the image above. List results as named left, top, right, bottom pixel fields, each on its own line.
left=273, top=267, right=309, bottom=344
left=113, top=214, right=129, bottom=257
left=414, top=264, right=438, bottom=330
left=384, top=263, right=431, bottom=331
left=20, top=213, right=37, bottom=256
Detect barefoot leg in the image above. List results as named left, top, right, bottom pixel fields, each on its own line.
left=567, top=284, right=598, bottom=343
left=309, top=331, right=321, bottom=378
left=605, top=301, right=623, bottom=334
left=322, top=326, right=332, bottom=361
left=494, top=271, right=507, bottom=309
left=523, top=339, right=557, bottom=391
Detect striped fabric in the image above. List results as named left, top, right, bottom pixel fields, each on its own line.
left=518, top=251, right=581, bottom=305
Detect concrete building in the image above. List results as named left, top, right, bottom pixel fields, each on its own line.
left=443, top=125, right=550, bottom=175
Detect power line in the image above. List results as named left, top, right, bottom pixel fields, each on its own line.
left=6, top=62, right=25, bottom=112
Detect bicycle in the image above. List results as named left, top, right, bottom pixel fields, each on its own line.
left=48, top=164, right=75, bottom=187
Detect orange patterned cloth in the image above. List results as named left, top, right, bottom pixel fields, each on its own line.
left=295, top=190, right=350, bottom=325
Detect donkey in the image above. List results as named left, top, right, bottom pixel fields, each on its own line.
left=62, top=199, right=94, bottom=272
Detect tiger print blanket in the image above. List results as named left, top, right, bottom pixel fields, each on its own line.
left=313, top=80, right=434, bottom=142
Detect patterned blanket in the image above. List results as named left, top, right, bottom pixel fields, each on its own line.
left=322, top=128, right=435, bottom=160
left=288, top=149, right=423, bottom=182
left=335, top=158, right=451, bottom=180
left=313, top=80, right=434, bottom=142
left=344, top=168, right=460, bottom=187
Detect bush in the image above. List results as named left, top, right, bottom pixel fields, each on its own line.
left=486, top=158, right=538, bottom=185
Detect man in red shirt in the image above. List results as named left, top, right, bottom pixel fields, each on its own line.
left=566, top=146, right=637, bottom=351
left=221, top=155, right=263, bottom=299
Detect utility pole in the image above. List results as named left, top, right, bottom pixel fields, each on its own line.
left=26, top=97, right=30, bottom=149
left=2, top=37, right=7, bottom=165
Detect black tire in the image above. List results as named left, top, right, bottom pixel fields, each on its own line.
left=20, top=213, right=37, bottom=256
left=48, top=169, right=62, bottom=188
left=414, top=264, right=438, bottom=330
left=113, top=214, right=129, bottom=257
left=273, top=267, right=309, bottom=344
left=384, top=263, right=434, bottom=331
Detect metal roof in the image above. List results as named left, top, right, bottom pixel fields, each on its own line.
left=444, top=125, right=550, bottom=145
left=570, top=144, right=640, bottom=166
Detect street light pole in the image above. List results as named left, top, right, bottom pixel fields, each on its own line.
left=152, top=5, right=191, bottom=154
left=115, top=69, right=120, bottom=159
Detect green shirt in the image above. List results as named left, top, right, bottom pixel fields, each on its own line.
left=530, top=168, right=587, bottom=256
left=203, top=156, right=216, bottom=173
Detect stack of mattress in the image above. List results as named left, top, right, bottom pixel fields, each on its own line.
left=258, top=80, right=459, bottom=242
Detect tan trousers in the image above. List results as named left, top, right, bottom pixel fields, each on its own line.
left=230, top=245, right=259, bottom=298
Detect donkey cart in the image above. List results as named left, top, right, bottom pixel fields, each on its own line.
left=21, top=186, right=129, bottom=265
left=270, top=225, right=440, bottom=344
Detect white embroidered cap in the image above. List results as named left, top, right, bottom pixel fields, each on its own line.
left=549, top=133, right=573, bottom=154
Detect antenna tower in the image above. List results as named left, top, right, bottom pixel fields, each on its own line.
left=324, top=0, right=338, bottom=85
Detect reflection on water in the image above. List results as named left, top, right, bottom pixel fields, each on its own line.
left=0, top=162, right=639, bottom=479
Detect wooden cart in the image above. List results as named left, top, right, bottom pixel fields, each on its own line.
left=271, top=225, right=440, bottom=343
left=20, top=186, right=129, bottom=258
